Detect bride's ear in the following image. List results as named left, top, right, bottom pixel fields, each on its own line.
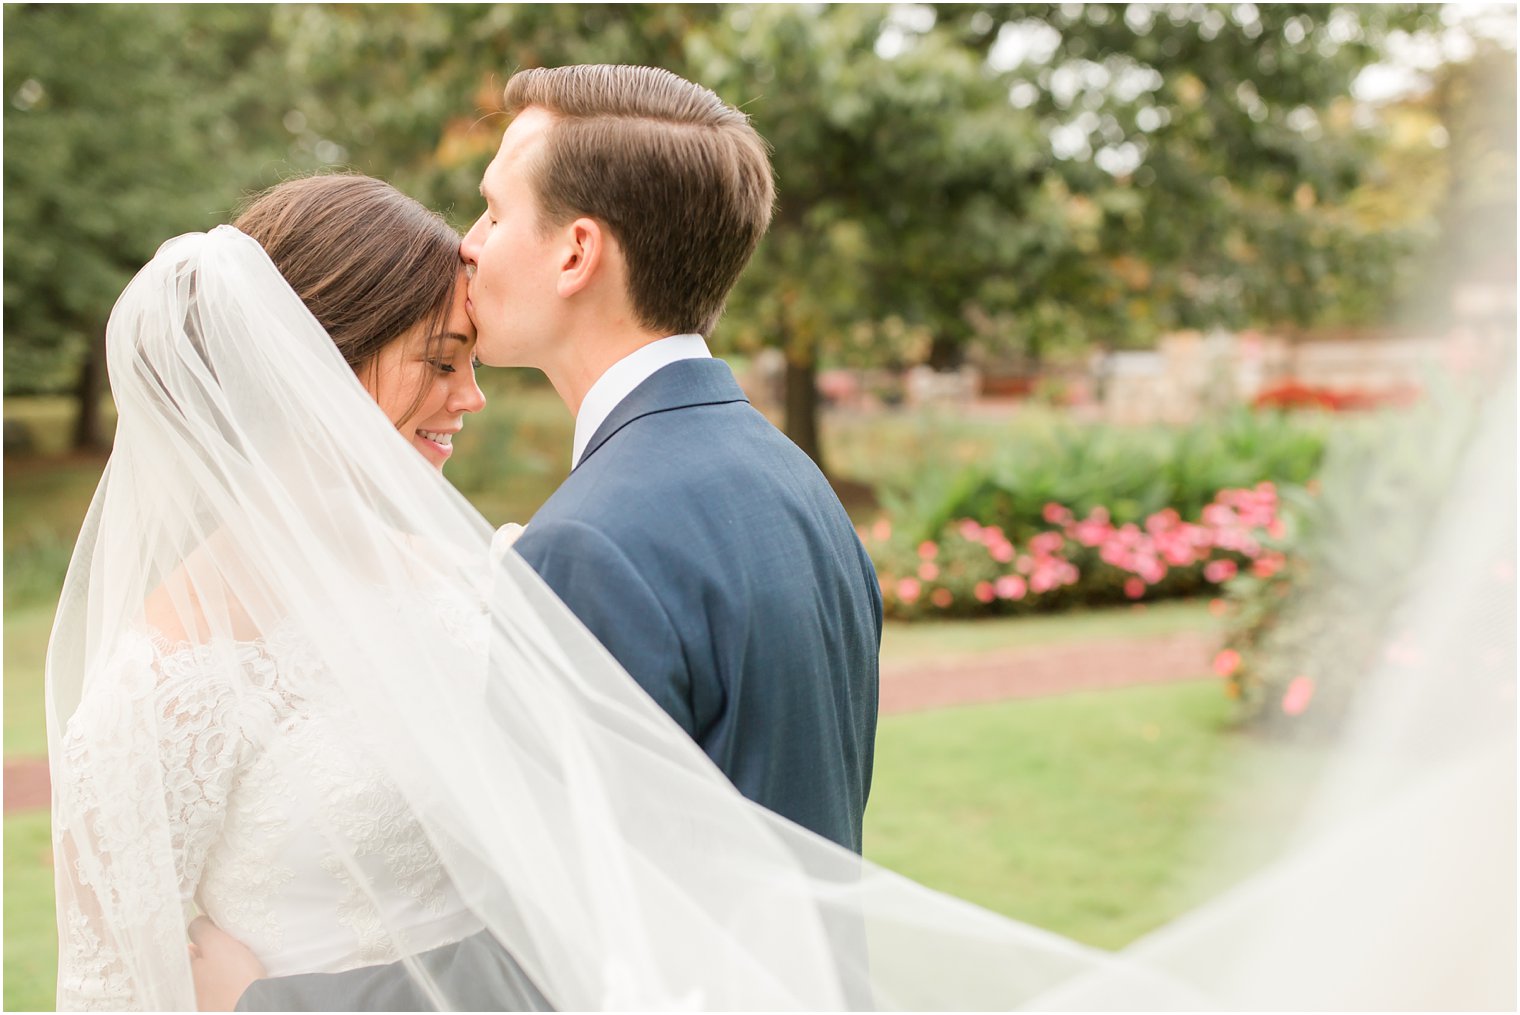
left=556, top=218, right=605, bottom=299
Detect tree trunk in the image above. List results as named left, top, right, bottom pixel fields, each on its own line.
left=71, top=331, right=109, bottom=451
left=783, top=353, right=825, bottom=477
left=927, top=332, right=962, bottom=371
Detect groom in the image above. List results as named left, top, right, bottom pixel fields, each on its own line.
left=215, top=65, right=881, bottom=1010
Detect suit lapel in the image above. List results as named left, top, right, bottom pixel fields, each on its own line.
left=575, top=358, right=750, bottom=471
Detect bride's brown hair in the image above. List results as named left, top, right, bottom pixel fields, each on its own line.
left=233, top=174, right=463, bottom=421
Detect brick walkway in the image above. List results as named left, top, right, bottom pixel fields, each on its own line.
left=880, top=629, right=1218, bottom=715
left=4, top=629, right=1219, bottom=814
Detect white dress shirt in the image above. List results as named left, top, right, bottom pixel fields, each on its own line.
left=571, top=334, right=711, bottom=469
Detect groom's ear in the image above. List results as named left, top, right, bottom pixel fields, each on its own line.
left=555, top=218, right=605, bottom=299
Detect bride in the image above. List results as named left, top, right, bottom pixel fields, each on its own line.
left=48, top=175, right=492, bottom=1009
left=49, top=174, right=1514, bottom=1011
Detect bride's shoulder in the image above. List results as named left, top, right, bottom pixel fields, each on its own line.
left=143, top=567, right=261, bottom=649
left=142, top=531, right=268, bottom=648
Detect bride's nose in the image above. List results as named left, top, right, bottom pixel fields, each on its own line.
left=450, top=366, right=487, bottom=415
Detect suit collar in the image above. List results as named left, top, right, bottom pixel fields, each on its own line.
left=574, top=358, right=749, bottom=470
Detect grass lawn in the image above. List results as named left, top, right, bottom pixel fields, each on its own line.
left=4, top=679, right=1318, bottom=1011
left=864, top=680, right=1322, bottom=950
left=5, top=811, right=55, bottom=1014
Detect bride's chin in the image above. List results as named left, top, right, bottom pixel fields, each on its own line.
left=413, top=437, right=451, bottom=470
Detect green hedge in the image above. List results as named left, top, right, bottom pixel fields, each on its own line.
left=866, top=411, right=1328, bottom=620
left=876, top=409, right=1329, bottom=547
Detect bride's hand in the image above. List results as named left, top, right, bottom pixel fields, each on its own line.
left=188, top=916, right=266, bottom=1011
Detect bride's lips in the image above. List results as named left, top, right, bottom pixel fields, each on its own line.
left=415, top=427, right=457, bottom=463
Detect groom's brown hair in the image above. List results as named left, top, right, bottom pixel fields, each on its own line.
left=503, top=65, right=775, bottom=338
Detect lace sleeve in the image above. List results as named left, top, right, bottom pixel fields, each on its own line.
left=54, top=635, right=256, bottom=1011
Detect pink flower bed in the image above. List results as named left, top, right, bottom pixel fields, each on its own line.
left=866, top=483, right=1287, bottom=618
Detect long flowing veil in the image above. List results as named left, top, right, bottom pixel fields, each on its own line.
left=47, top=226, right=1514, bottom=1011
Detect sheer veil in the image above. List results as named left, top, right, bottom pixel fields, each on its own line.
left=47, top=226, right=1514, bottom=1010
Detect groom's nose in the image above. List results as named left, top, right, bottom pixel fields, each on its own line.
left=460, top=214, right=487, bottom=266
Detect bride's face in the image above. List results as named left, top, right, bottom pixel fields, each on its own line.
left=362, top=275, right=486, bottom=471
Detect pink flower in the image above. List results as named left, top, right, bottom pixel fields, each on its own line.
left=917, top=562, right=940, bottom=582
left=995, top=575, right=1027, bottom=600
left=957, top=519, right=983, bottom=541
left=1213, top=649, right=1241, bottom=676
left=896, top=578, right=921, bottom=604
left=917, top=541, right=938, bottom=560
left=989, top=541, right=1015, bottom=564
left=930, top=587, right=954, bottom=608
left=1281, top=676, right=1315, bottom=716
left=1208, top=597, right=1230, bottom=617
left=1251, top=554, right=1284, bottom=579
left=1042, top=502, right=1073, bottom=525
left=1072, top=519, right=1111, bottom=547
left=1204, top=559, right=1238, bottom=583
left=974, top=581, right=996, bottom=604
left=1160, top=537, right=1197, bottom=566
left=871, top=518, right=892, bottom=542
left=1015, top=554, right=1034, bottom=574
left=1267, top=519, right=1286, bottom=540
left=1145, top=508, right=1181, bottom=534
left=1030, top=531, right=1065, bottom=557
left=1202, top=503, right=1236, bottom=528
left=1124, top=577, right=1145, bottom=599
left=1100, top=543, right=1133, bottom=569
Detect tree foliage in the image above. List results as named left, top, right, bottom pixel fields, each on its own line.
left=4, top=3, right=1498, bottom=464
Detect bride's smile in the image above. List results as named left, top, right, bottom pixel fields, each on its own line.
left=360, top=274, right=485, bottom=469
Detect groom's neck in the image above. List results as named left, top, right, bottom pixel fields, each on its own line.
left=543, top=322, right=668, bottom=419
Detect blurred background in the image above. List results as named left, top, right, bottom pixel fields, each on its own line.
left=4, top=4, right=1515, bottom=1010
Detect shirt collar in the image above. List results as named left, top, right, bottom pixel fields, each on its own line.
left=571, top=334, right=711, bottom=468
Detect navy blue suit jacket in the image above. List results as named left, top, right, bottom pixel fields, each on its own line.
left=513, top=357, right=881, bottom=851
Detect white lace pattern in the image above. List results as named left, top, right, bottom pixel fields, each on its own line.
left=55, top=602, right=485, bottom=1010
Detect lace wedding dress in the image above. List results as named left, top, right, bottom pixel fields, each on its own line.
left=54, top=589, right=489, bottom=1010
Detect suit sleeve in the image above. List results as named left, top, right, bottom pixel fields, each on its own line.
left=512, top=517, right=695, bottom=737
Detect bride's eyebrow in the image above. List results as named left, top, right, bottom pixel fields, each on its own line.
left=424, top=331, right=473, bottom=349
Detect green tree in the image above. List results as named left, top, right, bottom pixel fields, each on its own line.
left=690, top=5, right=1062, bottom=469
left=5, top=3, right=1477, bottom=473
left=935, top=3, right=1441, bottom=338
left=3, top=4, right=294, bottom=447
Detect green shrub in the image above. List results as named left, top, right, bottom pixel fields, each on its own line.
left=867, top=485, right=1287, bottom=619
left=1215, top=382, right=1505, bottom=729
left=866, top=411, right=1327, bottom=619
left=878, top=409, right=1328, bottom=546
